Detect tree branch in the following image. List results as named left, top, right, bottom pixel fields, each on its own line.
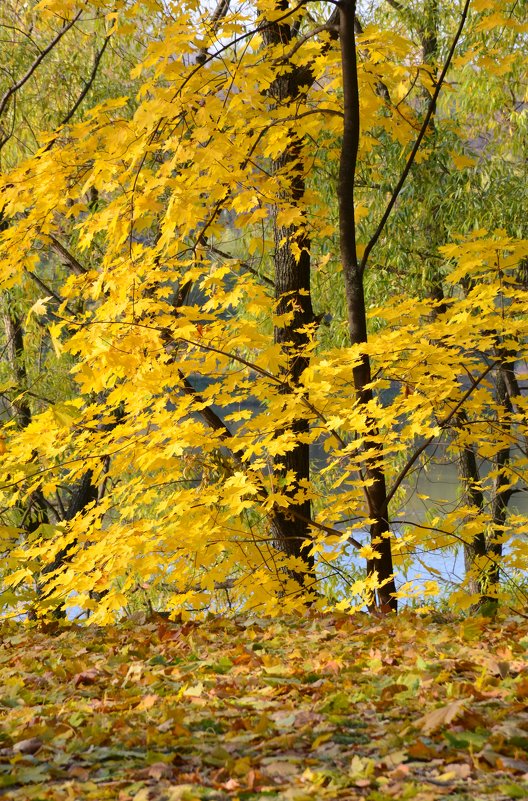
left=360, top=0, right=471, bottom=275
left=59, top=34, right=111, bottom=127
left=385, top=359, right=497, bottom=512
left=24, top=268, right=75, bottom=316
left=48, top=235, right=88, bottom=275
left=275, top=24, right=339, bottom=64
left=207, top=244, right=275, bottom=288
left=197, top=0, right=231, bottom=64
left=0, top=12, right=82, bottom=122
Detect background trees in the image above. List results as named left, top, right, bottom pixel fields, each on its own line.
left=0, top=0, right=526, bottom=622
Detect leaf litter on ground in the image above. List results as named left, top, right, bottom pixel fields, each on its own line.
left=0, top=611, right=527, bottom=800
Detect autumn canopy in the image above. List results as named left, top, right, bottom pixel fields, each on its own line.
left=0, top=0, right=526, bottom=622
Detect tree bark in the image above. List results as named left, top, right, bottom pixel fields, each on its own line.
left=487, top=359, right=515, bottom=599
left=339, top=0, right=396, bottom=611
left=263, top=3, right=317, bottom=590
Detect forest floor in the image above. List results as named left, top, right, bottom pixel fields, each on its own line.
left=0, top=611, right=527, bottom=800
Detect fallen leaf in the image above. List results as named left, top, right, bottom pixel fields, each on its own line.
left=416, top=698, right=469, bottom=735
left=497, top=756, right=528, bottom=774
left=135, top=693, right=159, bottom=711
left=73, top=669, right=100, bottom=687
left=436, top=763, right=471, bottom=781
left=12, top=737, right=43, bottom=755
left=148, top=761, right=174, bottom=780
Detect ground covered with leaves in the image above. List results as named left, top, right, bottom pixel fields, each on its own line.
left=1, top=612, right=528, bottom=800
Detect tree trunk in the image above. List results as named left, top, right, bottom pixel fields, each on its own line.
left=263, top=3, right=316, bottom=590
left=487, top=360, right=515, bottom=601
left=454, top=410, right=487, bottom=595
left=339, top=0, right=396, bottom=612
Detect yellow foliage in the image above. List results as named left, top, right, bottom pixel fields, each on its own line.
left=0, top=0, right=526, bottom=622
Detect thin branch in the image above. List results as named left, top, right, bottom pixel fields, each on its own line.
left=48, top=235, right=88, bottom=275
left=289, top=508, right=362, bottom=548
left=197, top=0, right=231, bottom=64
left=0, top=23, right=43, bottom=54
left=207, top=244, right=275, bottom=288
left=276, top=24, right=339, bottom=63
left=360, top=0, right=472, bottom=274
left=241, top=107, right=343, bottom=172
left=59, top=34, right=111, bottom=127
left=176, top=1, right=307, bottom=99
left=59, top=314, right=347, bottom=451
left=0, top=12, right=82, bottom=121
left=385, top=359, right=497, bottom=511
left=24, top=268, right=75, bottom=316
left=178, top=369, right=234, bottom=438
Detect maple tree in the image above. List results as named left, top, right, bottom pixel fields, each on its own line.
left=0, top=0, right=144, bottom=614
left=0, top=0, right=526, bottom=621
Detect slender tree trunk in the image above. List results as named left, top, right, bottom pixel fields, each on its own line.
left=339, top=0, right=396, bottom=612
left=263, top=3, right=316, bottom=589
left=453, top=410, right=487, bottom=595
left=487, top=360, right=515, bottom=599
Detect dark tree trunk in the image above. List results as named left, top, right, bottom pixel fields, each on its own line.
left=487, top=360, right=515, bottom=599
left=454, top=410, right=487, bottom=595
left=339, top=0, right=396, bottom=611
left=263, top=3, right=316, bottom=589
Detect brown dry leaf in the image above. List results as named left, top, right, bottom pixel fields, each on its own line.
left=416, top=698, right=469, bottom=735
left=321, top=659, right=342, bottom=674
left=73, top=669, right=100, bottom=687
left=148, top=761, right=174, bottom=780
left=388, top=764, right=410, bottom=780
left=408, top=739, right=439, bottom=760
left=135, top=693, right=159, bottom=711
left=515, top=677, right=528, bottom=699
left=436, top=762, right=471, bottom=781
left=12, top=737, right=43, bottom=755
left=67, top=765, right=91, bottom=781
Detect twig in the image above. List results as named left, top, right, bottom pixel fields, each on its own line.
left=0, top=12, right=82, bottom=121
left=360, top=0, right=472, bottom=275
left=59, top=34, right=111, bottom=127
